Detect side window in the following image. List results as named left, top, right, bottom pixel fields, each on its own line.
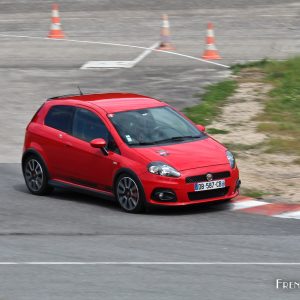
left=72, top=108, right=109, bottom=143
left=44, top=105, right=75, bottom=134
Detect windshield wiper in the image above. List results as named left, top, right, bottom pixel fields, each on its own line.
left=129, top=141, right=157, bottom=146
left=154, top=135, right=201, bottom=144
left=129, top=135, right=201, bottom=146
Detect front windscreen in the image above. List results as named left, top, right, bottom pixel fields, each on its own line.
left=108, top=106, right=204, bottom=146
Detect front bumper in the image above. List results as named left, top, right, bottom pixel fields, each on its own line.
left=140, top=164, right=240, bottom=206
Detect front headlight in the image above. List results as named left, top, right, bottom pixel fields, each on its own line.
left=226, top=150, right=236, bottom=169
left=148, top=162, right=181, bottom=178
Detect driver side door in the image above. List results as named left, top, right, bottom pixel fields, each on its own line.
left=64, top=107, right=120, bottom=193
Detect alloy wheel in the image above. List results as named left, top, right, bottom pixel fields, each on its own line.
left=24, top=158, right=44, bottom=192
left=117, top=176, right=140, bottom=211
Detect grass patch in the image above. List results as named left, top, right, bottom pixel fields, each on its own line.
left=257, top=122, right=299, bottom=134
left=184, top=80, right=237, bottom=126
left=264, top=138, right=300, bottom=155
left=241, top=188, right=268, bottom=199
left=293, top=158, right=300, bottom=165
left=255, top=56, right=300, bottom=156
left=223, top=143, right=262, bottom=152
left=223, top=142, right=264, bottom=158
left=185, top=56, right=300, bottom=157
left=231, top=58, right=269, bottom=74
left=232, top=56, right=300, bottom=156
left=206, top=128, right=230, bottom=134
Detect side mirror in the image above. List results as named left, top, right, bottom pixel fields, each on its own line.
left=196, top=124, right=206, bottom=132
left=90, top=138, right=108, bottom=155
left=90, top=138, right=106, bottom=148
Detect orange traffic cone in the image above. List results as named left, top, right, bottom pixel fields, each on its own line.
left=158, top=14, right=175, bottom=50
left=202, top=22, right=221, bottom=60
left=48, top=3, right=65, bottom=38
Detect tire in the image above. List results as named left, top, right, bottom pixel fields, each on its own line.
left=115, top=173, right=145, bottom=213
left=23, top=155, right=53, bottom=195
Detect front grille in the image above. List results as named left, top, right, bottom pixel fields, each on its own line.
left=188, top=187, right=229, bottom=201
left=185, top=171, right=230, bottom=183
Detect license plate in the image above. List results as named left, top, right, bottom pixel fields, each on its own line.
left=194, top=179, right=225, bottom=191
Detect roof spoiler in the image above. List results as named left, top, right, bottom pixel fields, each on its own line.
left=46, top=94, right=82, bottom=101
left=47, top=86, right=84, bottom=101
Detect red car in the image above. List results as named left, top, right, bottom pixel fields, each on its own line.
left=22, top=93, right=240, bottom=213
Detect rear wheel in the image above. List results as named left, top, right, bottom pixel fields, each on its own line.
left=115, top=174, right=145, bottom=213
left=23, top=155, right=53, bottom=195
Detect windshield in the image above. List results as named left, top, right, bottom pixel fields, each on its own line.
left=108, top=106, right=204, bottom=146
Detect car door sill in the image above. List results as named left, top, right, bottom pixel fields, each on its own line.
left=49, top=179, right=115, bottom=200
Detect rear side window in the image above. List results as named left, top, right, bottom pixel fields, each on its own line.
left=72, top=108, right=109, bottom=142
left=45, top=105, right=75, bottom=134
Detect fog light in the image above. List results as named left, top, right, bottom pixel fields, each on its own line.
left=152, top=189, right=177, bottom=202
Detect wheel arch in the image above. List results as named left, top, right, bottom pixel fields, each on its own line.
left=113, top=167, right=147, bottom=213
left=22, top=148, right=50, bottom=177
left=113, top=168, right=143, bottom=192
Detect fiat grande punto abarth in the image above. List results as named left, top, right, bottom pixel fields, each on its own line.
left=22, top=93, right=240, bottom=213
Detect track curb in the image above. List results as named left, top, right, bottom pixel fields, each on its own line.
left=231, top=196, right=300, bottom=220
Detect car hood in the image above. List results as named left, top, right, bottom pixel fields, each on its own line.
left=132, top=137, right=229, bottom=171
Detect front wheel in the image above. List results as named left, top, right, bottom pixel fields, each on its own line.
left=115, top=174, right=145, bottom=213
left=23, top=156, right=53, bottom=195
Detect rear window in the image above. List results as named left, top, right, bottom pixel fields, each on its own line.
left=44, top=105, right=75, bottom=134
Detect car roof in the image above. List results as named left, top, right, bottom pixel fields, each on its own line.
left=47, top=93, right=166, bottom=113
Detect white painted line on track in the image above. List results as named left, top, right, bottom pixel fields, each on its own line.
left=81, top=42, right=159, bottom=69
left=0, top=262, right=300, bottom=265
left=0, top=34, right=230, bottom=68
left=130, top=41, right=160, bottom=67
left=81, top=61, right=133, bottom=69
left=230, top=200, right=270, bottom=211
left=274, top=210, right=300, bottom=220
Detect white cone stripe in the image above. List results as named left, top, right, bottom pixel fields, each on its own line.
left=52, top=10, right=59, bottom=17
left=206, top=44, right=218, bottom=50
left=230, top=200, right=270, bottom=210
left=207, top=29, right=214, bottom=37
left=162, top=20, right=169, bottom=28
left=50, top=23, right=61, bottom=30
left=274, top=211, right=300, bottom=219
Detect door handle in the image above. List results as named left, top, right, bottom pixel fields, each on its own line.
left=65, top=141, right=73, bottom=147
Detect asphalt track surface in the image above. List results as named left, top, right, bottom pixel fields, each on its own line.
left=1, top=164, right=300, bottom=300
left=0, top=1, right=300, bottom=299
